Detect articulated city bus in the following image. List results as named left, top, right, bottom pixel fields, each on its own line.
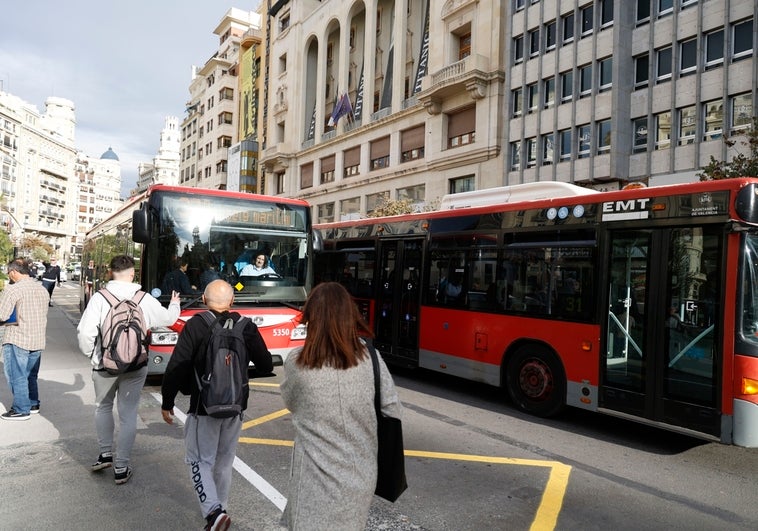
left=82, top=185, right=313, bottom=374
left=314, top=179, right=758, bottom=447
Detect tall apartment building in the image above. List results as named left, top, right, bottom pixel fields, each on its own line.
left=0, top=91, right=77, bottom=260
left=72, top=148, right=123, bottom=258
left=228, top=22, right=265, bottom=194
left=506, top=0, right=756, bottom=188
left=259, top=0, right=755, bottom=223
left=134, top=116, right=181, bottom=194
left=179, top=8, right=260, bottom=191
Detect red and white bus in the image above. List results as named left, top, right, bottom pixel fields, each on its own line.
left=314, top=179, right=758, bottom=447
left=82, top=185, right=313, bottom=374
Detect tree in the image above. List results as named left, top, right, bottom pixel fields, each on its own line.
left=698, top=118, right=758, bottom=181
left=19, top=235, right=53, bottom=261
left=0, top=230, right=13, bottom=263
left=367, top=197, right=440, bottom=218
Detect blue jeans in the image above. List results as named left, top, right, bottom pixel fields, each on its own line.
left=2, top=343, right=42, bottom=415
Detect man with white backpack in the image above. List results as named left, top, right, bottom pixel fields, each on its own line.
left=77, top=255, right=181, bottom=485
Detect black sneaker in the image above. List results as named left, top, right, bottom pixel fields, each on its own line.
left=114, top=466, right=132, bottom=485
left=91, top=453, right=113, bottom=471
left=30, top=405, right=40, bottom=414
left=204, top=507, right=230, bottom=531
left=1, top=409, right=30, bottom=421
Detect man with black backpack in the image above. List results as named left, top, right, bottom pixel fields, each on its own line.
left=77, top=255, right=181, bottom=485
left=161, top=279, right=273, bottom=531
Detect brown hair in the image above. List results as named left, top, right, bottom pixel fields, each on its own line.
left=297, top=282, right=373, bottom=369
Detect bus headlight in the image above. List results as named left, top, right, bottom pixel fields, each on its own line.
left=151, top=329, right=179, bottom=345
left=291, top=324, right=307, bottom=341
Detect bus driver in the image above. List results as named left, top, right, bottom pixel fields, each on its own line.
left=240, top=254, right=277, bottom=276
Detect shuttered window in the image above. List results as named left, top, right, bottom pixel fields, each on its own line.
left=370, top=136, right=390, bottom=169
left=447, top=107, right=476, bottom=148
left=401, top=126, right=425, bottom=162
left=300, top=162, right=313, bottom=189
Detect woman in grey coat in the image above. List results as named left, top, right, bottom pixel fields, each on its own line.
left=280, top=282, right=403, bottom=531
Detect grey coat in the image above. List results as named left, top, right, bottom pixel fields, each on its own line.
left=280, top=346, right=403, bottom=531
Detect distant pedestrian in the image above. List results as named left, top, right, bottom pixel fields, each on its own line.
left=85, top=259, right=96, bottom=301
left=41, top=258, right=61, bottom=306
left=280, top=282, right=403, bottom=530
left=161, top=279, right=273, bottom=531
left=77, top=255, right=181, bottom=484
left=0, top=258, right=50, bottom=420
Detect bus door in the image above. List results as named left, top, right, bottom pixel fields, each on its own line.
left=374, top=238, right=423, bottom=366
left=602, top=228, right=722, bottom=437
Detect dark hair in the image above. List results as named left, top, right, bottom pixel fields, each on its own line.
left=7, top=258, right=30, bottom=276
left=109, top=255, right=135, bottom=272
left=297, top=282, right=373, bottom=369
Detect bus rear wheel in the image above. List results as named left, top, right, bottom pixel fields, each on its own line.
left=506, top=344, right=566, bottom=418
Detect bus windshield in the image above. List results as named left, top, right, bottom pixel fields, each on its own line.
left=740, top=234, right=758, bottom=351
left=145, top=191, right=310, bottom=305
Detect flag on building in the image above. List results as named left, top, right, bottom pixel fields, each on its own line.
left=328, top=93, right=352, bottom=127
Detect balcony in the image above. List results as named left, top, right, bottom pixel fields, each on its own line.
left=416, top=54, right=502, bottom=114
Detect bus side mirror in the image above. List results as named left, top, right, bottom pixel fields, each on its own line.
left=132, top=203, right=151, bottom=244
left=312, top=230, right=323, bottom=252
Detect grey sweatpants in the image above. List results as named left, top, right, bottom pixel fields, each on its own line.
left=184, top=413, right=242, bottom=518
left=92, top=366, right=148, bottom=469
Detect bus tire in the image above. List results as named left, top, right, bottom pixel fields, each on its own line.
left=505, top=344, right=566, bottom=418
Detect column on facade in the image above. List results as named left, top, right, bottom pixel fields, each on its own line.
left=337, top=11, right=351, bottom=137
left=391, top=0, right=407, bottom=114
left=363, top=0, right=377, bottom=121
left=316, top=34, right=327, bottom=142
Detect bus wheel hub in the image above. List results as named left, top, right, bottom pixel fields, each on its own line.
left=519, top=360, right=552, bottom=399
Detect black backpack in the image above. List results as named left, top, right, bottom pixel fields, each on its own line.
left=195, top=311, right=249, bottom=418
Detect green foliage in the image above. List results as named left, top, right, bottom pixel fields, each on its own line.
left=0, top=230, right=13, bottom=263
left=698, top=118, right=758, bottom=181
left=367, top=197, right=440, bottom=218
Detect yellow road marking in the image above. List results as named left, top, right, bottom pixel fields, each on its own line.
left=240, top=410, right=571, bottom=530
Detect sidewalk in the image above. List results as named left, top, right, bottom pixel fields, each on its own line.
left=0, top=296, right=206, bottom=530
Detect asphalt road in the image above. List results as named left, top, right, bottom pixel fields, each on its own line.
left=1, top=281, right=756, bottom=530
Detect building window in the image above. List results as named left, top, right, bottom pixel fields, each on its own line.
left=367, top=191, right=389, bottom=214
left=529, top=29, right=540, bottom=57
left=449, top=175, right=475, bottom=194
left=343, top=146, right=361, bottom=176
left=656, top=46, right=672, bottom=82
left=599, top=58, right=612, bottom=91
left=542, top=134, right=554, bottom=165
left=510, top=141, right=521, bottom=170
left=633, top=117, right=648, bottom=152
left=680, top=39, right=697, bottom=75
left=401, top=126, right=425, bottom=162
left=731, top=93, right=753, bottom=132
left=545, top=21, right=556, bottom=51
left=636, top=0, right=650, bottom=24
left=447, top=107, right=476, bottom=148
left=655, top=111, right=672, bottom=150
left=513, top=88, right=523, bottom=116
left=340, top=197, right=361, bottom=220
left=300, top=162, right=313, bottom=189
left=276, top=172, right=285, bottom=194
left=678, top=105, right=697, bottom=145
left=279, top=12, right=290, bottom=32
left=597, top=119, right=611, bottom=153
left=543, top=77, right=555, bottom=108
left=580, top=64, right=592, bottom=97
left=527, top=83, right=539, bottom=112
left=658, top=0, right=673, bottom=17
left=370, top=136, right=391, bottom=169
left=705, top=29, right=724, bottom=68
left=581, top=5, right=594, bottom=36
left=562, top=12, right=574, bottom=44
left=397, top=184, right=425, bottom=205
left=458, top=32, right=472, bottom=60
left=559, top=130, right=572, bottom=161
left=635, top=54, right=649, bottom=88
left=515, top=0, right=525, bottom=10
left=600, top=0, right=614, bottom=27
left=514, top=36, right=524, bottom=63
left=561, top=71, right=573, bottom=102
left=526, top=138, right=537, bottom=167
left=577, top=125, right=591, bottom=158
left=219, top=87, right=234, bottom=100
left=732, top=19, right=753, bottom=61
left=317, top=202, right=334, bottom=223
left=703, top=100, right=723, bottom=141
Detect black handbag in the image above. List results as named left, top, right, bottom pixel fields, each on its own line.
left=369, top=345, right=408, bottom=502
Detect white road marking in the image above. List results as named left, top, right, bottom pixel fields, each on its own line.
left=149, top=392, right=288, bottom=511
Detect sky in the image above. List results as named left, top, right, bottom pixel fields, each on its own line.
left=0, top=0, right=261, bottom=197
